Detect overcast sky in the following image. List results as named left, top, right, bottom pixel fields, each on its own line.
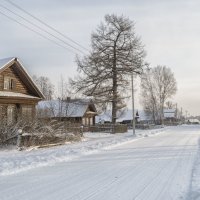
left=1, top=0, right=200, bottom=116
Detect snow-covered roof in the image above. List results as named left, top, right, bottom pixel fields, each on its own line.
left=188, top=119, right=200, bottom=123
left=96, top=109, right=152, bottom=123
left=164, top=109, right=176, bottom=118
left=0, top=57, right=15, bottom=70
left=118, top=110, right=152, bottom=122
left=37, top=99, right=96, bottom=118
left=0, top=57, right=44, bottom=99
left=0, top=91, right=41, bottom=99
left=164, top=109, right=176, bottom=113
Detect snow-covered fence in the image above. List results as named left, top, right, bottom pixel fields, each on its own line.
left=20, top=132, right=81, bottom=147
left=135, top=124, right=154, bottom=129
left=164, top=121, right=180, bottom=126
left=89, top=124, right=128, bottom=133
left=135, top=124, right=165, bottom=129
left=0, top=120, right=83, bottom=148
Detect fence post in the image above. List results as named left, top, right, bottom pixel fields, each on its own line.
left=17, top=129, right=23, bottom=150
left=111, top=124, right=115, bottom=134
left=80, top=125, right=84, bottom=137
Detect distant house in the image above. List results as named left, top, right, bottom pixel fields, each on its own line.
left=96, top=109, right=153, bottom=124
left=163, top=108, right=184, bottom=125
left=117, top=110, right=152, bottom=124
left=37, top=98, right=97, bottom=126
left=187, top=119, right=200, bottom=124
left=0, top=57, right=44, bottom=124
left=164, top=109, right=177, bottom=123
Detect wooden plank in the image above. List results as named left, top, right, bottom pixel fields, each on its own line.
left=0, top=66, right=29, bottom=94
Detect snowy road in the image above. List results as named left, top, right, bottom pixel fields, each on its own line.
left=1, top=126, right=200, bottom=200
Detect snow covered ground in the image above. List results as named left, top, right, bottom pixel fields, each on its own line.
left=0, top=127, right=164, bottom=176
left=0, top=125, right=200, bottom=200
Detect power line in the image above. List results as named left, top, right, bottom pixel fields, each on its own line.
left=0, top=10, right=77, bottom=53
left=0, top=3, right=86, bottom=55
left=4, top=0, right=90, bottom=52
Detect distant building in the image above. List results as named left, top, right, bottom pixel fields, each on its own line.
left=164, top=109, right=176, bottom=118
left=187, top=119, right=200, bottom=124
left=163, top=109, right=177, bottom=124
left=0, top=57, right=44, bottom=124
left=37, top=98, right=97, bottom=126
left=96, top=109, right=153, bottom=124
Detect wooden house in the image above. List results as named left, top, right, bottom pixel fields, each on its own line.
left=37, top=99, right=97, bottom=126
left=0, top=57, right=44, bottom=124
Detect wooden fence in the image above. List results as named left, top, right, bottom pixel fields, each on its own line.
left=0, top=123, right=128, bottom=148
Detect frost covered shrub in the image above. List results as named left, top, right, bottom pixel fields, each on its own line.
left=0, top=119, right=82, bottom=147
left=0, top=120, right=22, bottom=145
left=65, top=133, right=81, bottom=142
left=21, top=120, right=82, bottom=147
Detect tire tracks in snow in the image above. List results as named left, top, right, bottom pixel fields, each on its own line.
left=132, top=133, right=195, bottom=200
left=66, top=132, right=184, bottom=200
left=185, top=136, right=200, bottom=200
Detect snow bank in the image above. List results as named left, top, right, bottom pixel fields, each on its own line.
left=0, top=128, right=165, bottom=176
left=186, top=138, right=200, bottom=199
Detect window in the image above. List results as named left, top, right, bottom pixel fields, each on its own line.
left=4, top=77, right=15, bottom=90
left=82, top=117, right=89, bottom=125
left=90, top=117, right=93, bottom=125
left=7, top=105, right=15, bottom=125
left=82, top=117, right=86, bottom=125
left=22, top=106, right=33, bottom=120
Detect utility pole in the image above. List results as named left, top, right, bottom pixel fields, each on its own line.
left=131, top=73, right=136, bottom=136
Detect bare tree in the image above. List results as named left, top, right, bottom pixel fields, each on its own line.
left=57, top=76, right=69, bottom=100
left=140, top=66, right=177, bottom=124
left=56, top=76, right=83, bottom=121
left=165, top=101, right=176, bottom=109
left=70, top=14, right=145, bottom=127
left=32, top=75, right=54, bottom=100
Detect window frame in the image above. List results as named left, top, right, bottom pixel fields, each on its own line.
left=7, top=105, right=16, bottom=125
left=4, top=76, right=15, bottom=90
left=21, top=105, right=33, bottom=121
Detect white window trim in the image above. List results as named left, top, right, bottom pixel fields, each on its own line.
left=4, top=77, right=15, bottom=90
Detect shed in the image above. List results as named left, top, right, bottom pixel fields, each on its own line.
left=37, top=99, right=97, bottom=126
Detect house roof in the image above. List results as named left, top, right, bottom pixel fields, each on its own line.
left=0, top=91, right=41, bottom=100
left=188, top=118, right=200, bottom=123
left=164, top=109, right=176, bottom=113
left=117, top=110, right=152, bottom=122
left=0, top=57, right=44, bottom=99
left=96, top=109, right=152, bottom=123
left=164, top=109, right=176, bottom=118
left=0, top=57, right=15, bottom=70
left=37, top=99, right=97, bottom=118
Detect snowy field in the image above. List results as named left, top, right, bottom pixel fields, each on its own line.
left=1, top=125, right=200, bottom=200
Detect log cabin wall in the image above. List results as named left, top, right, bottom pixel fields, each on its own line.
left=0, top=65, right=39, bottom=123
left=0, top=65, right=29, bottom=94
left=0, top=98, right=38, bottom=105
left=0, top=58, right=44, bottom=124
left=0, top=104, right=7, bottom=121
left=0, top=74, right=3, bottom=90
left=0, top=103, right=36, bottom=123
